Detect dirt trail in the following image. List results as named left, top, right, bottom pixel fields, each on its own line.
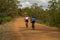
left=0, top=17, right=60, bottom=40
left=11, top=17, right=60, bottom=40
left=12, top=17, right=59, bottom=31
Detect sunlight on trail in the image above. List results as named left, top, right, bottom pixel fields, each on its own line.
left=12, top=17, right=32, bottom=32
left=12, top=18, right=25, bottom=32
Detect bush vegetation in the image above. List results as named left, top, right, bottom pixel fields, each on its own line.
left=0, top=0, right=60, bottom=28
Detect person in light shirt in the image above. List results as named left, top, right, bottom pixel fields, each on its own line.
left=25, top=16, right=29, bottom=28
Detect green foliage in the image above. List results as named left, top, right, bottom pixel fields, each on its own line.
left=0, top=17, right=12, bottom=24
left=0, top=0, right=18, bottom=24
left=2, top=17, right=12, bottom=22
left=45, top=0, right=60, bottom=28
left=0, top=0, right=18, bottom=16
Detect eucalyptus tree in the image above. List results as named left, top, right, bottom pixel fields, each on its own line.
left=47, top=0, right=60, bottom=27
left=0, top=0, right=18, bottom=24
left=0, top=0, right=18, bottom=17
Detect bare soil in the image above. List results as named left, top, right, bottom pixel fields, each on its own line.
left=0, top=17, right=60, bottom=40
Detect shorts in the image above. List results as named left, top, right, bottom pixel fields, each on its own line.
left=32, top=21, right=35, bottom=23
left=25, top=20, right=28, bottom=22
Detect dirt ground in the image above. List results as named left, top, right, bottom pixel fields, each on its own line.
left=0, top=17, right=60, bottom=40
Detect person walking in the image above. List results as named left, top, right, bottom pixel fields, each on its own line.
left=31, top=17, right=35, bottom=30
left=25, top=16, right=29, bottom=28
